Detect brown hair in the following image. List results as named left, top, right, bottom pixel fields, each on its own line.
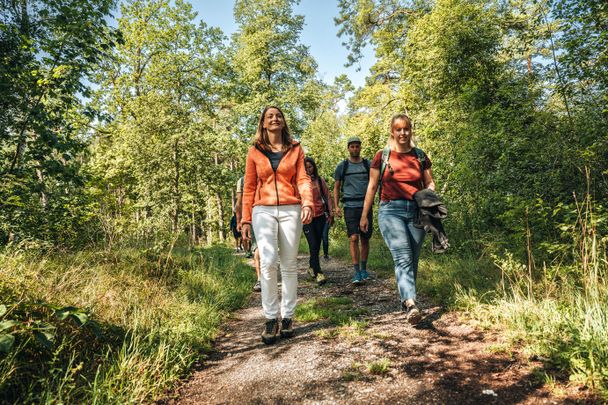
left=255, top=106, right=293, bottom=152
left=388, top=113, right=415, bottom=149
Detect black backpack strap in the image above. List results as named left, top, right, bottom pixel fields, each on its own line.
left=339, top=158, right=349, bottom=195
left=317, top=176, right=330, bottom=214
left=378, top=147, right=391, bottom=199
left=362, top=158, right=370, bottom=176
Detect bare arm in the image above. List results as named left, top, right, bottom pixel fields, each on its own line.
left=235, top=192, right=243, bottom=231
left=423, top=168, right=435, bottom=191
left=359, top=167, right=380, bottom=233
left=333, top=179, right=342, bottom=217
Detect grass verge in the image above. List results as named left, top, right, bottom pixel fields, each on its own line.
left=326, top=217, right=607, bottom=398
left=0, top=243, right=254, bottom=403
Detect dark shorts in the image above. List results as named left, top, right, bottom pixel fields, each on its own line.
left=344, top=207, right=373, bottom=239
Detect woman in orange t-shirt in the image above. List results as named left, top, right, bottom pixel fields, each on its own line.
left=241, top=106, right=313, bottom=344
left=360, top=114, right=435, bottom=324
left=303, top=157, right=333, bottom=286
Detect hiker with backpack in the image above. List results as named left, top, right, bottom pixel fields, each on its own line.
left=303, top=157, right=334, bottom=285
left=359, top=114, right=435, bottom=324
left=241, top=106, right=313, bottom=345
left=333, top=136, right=373, bottom=285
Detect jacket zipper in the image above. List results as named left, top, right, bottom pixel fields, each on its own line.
left=271, top=151, right=285, bottom=206
left=274, top=172, right=280, bottom=206
left=256, top=144, right=290, bottom=206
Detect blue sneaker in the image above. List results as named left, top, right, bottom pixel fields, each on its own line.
left=352, top=271, right=363, bottom=285
left=360, top=269, right=370, bottom=280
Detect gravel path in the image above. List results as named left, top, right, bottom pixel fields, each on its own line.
left=165, top=254, right=594, bottom=404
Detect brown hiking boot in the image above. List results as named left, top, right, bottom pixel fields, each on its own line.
left=280, top=318, right=295, bottom=338
left=261, top=318, right=279, bottom=344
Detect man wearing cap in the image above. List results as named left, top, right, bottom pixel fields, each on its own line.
left=333, top=136, right=373, bottom=284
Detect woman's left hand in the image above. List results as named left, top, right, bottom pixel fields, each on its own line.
left=301, top=206, right=313, bottom=224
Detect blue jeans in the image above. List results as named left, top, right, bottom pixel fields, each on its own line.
left=378, top=199, right=425, bottom=302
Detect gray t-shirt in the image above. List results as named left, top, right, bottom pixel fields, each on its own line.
left=333, top=159, right=369, bottom=208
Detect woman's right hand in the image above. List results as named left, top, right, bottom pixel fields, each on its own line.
left=242, top=223, right=251, bottom=241
left=360, top=215, right=368, bottom=233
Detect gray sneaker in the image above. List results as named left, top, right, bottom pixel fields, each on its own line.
left=252, top=280, right=261, bottom=292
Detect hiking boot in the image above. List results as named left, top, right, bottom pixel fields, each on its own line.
left=323, top=255, right=330, bottom=261
left=352, top=271, right=363, bottom=285
left=252, top=280, right=261, bottom=292
left=245, top=251, right=253, bottom=259
left=316, top=272, right=327, bottom=286
left=360, top=269, right=370, bottom=281
left=280, top=318, right=295, bottom=338
left=403, top=302, right=422, bottom=325
left=261, top=318, right=279, bottom=344
left=307, top=267, right=316, bottom=280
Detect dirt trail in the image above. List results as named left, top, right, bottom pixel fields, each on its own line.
left=166, top=254, right=588, bottom=404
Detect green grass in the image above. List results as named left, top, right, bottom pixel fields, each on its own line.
left=327, top=235, right=499, bottom=307
left=327, top=221, right=608, bottom=397
left=366, top=358, right=391, bottom=375
left=295, top=297, right=368, bottom=325
left=0, top=244, right=255, bottom=403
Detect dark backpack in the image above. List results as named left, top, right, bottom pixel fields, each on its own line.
left=378, top=147, right=426, bottom=198
left=339, top=158, right=370, bottom=201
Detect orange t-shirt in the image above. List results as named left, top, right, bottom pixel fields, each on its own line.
left=371, top=149, right=432, bottom=201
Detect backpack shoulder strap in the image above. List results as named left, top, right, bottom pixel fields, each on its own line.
left=362, top=158, right=370, bottom=176
left=240, top=176, right=245, bottom=191
left=378, top=147, right=391, bottom=198
left=339, top=158, right=349, bottom=193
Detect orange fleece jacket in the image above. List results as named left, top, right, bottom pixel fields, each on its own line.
left=241, top=141, right=313, bottom=225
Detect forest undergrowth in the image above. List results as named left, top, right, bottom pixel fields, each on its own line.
left=0, top=243, right=254, bottom=404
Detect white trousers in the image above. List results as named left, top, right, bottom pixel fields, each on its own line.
left=252, top=204, right=302, bottom=319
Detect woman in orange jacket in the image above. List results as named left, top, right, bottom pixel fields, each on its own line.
left=241, top=106, right=313, bottom=345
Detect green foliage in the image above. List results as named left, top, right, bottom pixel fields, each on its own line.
left=0, top=244, right=254, bottom=402
left=0, top=0, right=118, bottom=246
left=295, top=297, right=368, bottom=325
left=366, top=358, right=391, bottom=375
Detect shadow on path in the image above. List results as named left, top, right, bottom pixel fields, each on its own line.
left=163, top=254, right=597, bottom=405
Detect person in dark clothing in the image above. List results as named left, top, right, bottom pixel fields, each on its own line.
left=360, top=114, right=436, bottom=325
left=322, top=195, right=331, bottom=260
left=303, top=157, right=334, bottom=285
left=230, top=213, right=242, bottom=251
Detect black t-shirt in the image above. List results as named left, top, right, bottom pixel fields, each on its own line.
left=268, top=151, right=284, bottom=171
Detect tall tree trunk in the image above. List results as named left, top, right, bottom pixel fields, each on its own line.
left=35, top=167, right=47, bottom=208
left=9, top=0, right=30, bottom=172
left=206, top=197, right=213, bottom=245
left=216, top=192, right=225, bottom=241
left=172, top=138, right=181, bottom=234
left=230, top=160, right=236, bottom=211
left=191, top=210, right=196, bottom=246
